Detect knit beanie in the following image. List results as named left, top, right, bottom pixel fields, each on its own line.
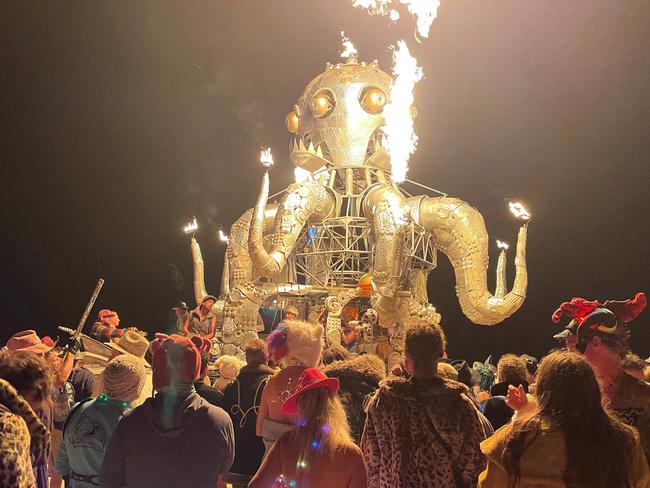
left=151, top=333, right=201, bottom=390
left=103, top=355, right=146, bottom=403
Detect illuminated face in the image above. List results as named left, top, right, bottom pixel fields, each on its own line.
left=105, top=314, right=120, bottom=327
left=286, top=62, right=393, bottom=171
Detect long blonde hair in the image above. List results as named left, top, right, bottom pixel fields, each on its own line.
left=289, top=387, right=354, bottom=464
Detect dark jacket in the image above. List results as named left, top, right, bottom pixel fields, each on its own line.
left=483, top=380, right=529, bottom=431
left=321, top=354, right=385, bottom=443
left=101, top=391, right=234, bottom=488
left=362, top=376, right=487, bottom=488
left=194, top=381, right=223, bottom=407
left=221, top=363, right=275, bottom=476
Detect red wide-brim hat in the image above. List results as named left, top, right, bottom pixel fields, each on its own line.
left=281, top=367, right=339, bottom=416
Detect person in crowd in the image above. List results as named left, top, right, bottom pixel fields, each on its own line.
left=321, top=344, right=353, bottom=366
left=221, top=339, right=275, bottom=478
left=321, top=350, right=385, bottom=443
left=105, top=329, right=153, bottom=407
left=257, top=321, right=324, bottom=453
left=249, top=368, right=367, bottom=488
left=91, top=310, right=127, bottom=343
left=283, top=305, right=299, bottom=322
left=483, top=354, right=529, bottom=430
left=0, top=350, right=51, bottom=488
left=190, top=336, right=224, bottom=407
left=4, top=329, right=81, bottom=488
left=553, top=292, right=650, bottom=460
left=520, top=354, right=538, bottom=386
left=172, top=300, right=189, bottom=334
left=183, top=295, right=218, bottom=339
left=213, top=355, right=246, bottom=394
left=479, top=351, right=650, bottom=487
left=55, top=355, right=146, bottom=487
left=46, top=347, right=76, bottom=488
left=101, top=333, right=234, bottom=488
left=437, top=360, right=460, bottom=381
left=473, top=357, right=497, bottom=405
left=68, top=353, right=97, bottom=402
left=622, top=353, right=647, bottom=381
left=362, top=318, right=486, bottom=487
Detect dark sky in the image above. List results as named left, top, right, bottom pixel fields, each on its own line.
left=1, top=0, right=649, bottom=361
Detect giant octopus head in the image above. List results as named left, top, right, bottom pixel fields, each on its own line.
left=285, top=60, right=393, bottom=172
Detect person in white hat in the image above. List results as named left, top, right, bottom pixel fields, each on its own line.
left=55, top=355, right=146, bottom=487
left=103, top=330, right=153, bottom=407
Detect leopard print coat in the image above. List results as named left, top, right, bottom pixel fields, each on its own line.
left=362, top=376, right=487, bottom=488
left=0, top=379, right=49, bottom=488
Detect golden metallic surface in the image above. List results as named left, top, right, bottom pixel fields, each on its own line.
left=191, top=236, right=208, bottom=304
left=289, top=62, right=393, bottom=172
left=248, top=171, right=336, bottom=277
left=195, top=58, right=530, bottom=356
left=360, top=86, right=387, bottom=114
left=286, top=111, right=300, bottom=133
left=363, top=182, right=411, bottom=326
left=495, top=249, right=508, bottom=299
left=414, top=196, right=528, bottom=325
left=310, top=91, right=333, bottom=117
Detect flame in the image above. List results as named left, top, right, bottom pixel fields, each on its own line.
left=350, top=0, right=440, bottom=38
left=218, top=229, right=229, bottom=243
left=294, top=167, right=312, bottom=183
left=496, top=240, right=510, bottom=250
left=260, top=147, right=274, bottom=167
left=340, top=31, right=358, bottom=60
left=382, top=40, right=423, bottom=183
left=183, top=217, right=198, bottom=234
left=401, top=0, right=440, bottom=38
left=508, top=201, right=531, bottom=221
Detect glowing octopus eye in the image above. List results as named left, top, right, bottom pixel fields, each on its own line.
left=310, top=90, right=335, bottom=118
left=286, top=111, right=300, bottom=133
left=360, top=86, right=387, bottom=114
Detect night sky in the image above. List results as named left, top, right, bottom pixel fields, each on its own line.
left=2, top=0, right=649, bottom=362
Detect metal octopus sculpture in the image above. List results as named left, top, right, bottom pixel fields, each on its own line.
left=191, top=56, right=528, bottom=362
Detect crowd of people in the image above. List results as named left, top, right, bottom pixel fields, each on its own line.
left=1, top=291, right=649, bottom=487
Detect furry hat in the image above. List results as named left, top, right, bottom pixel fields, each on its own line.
left=151, top=333, right=201, bottom=389
left=214, top=355, right=245, bottom=380
left=267, top=320, right=323, bottom=368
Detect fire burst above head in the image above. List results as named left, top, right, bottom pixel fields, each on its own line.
left=351, top=0, right=441, bottom=38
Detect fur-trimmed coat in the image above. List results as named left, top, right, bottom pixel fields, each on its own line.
left=321, top=354, right=386, bottom=443
left=0, top=378, right=49, bottom=488
left=362, top=376, right=487, bottom=488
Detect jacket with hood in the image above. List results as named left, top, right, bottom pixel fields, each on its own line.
left=101, top=391, right=234, bottom=488
left=321, top=354, right=386, bottom=443
left=361, top=376, right=487, bottom=488
left=479, top=417, right=650, bottom=487
left=221, top=363, right=275, bottom=476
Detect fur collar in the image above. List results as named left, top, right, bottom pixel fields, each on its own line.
left=377, top=375, right=469, bottom=400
